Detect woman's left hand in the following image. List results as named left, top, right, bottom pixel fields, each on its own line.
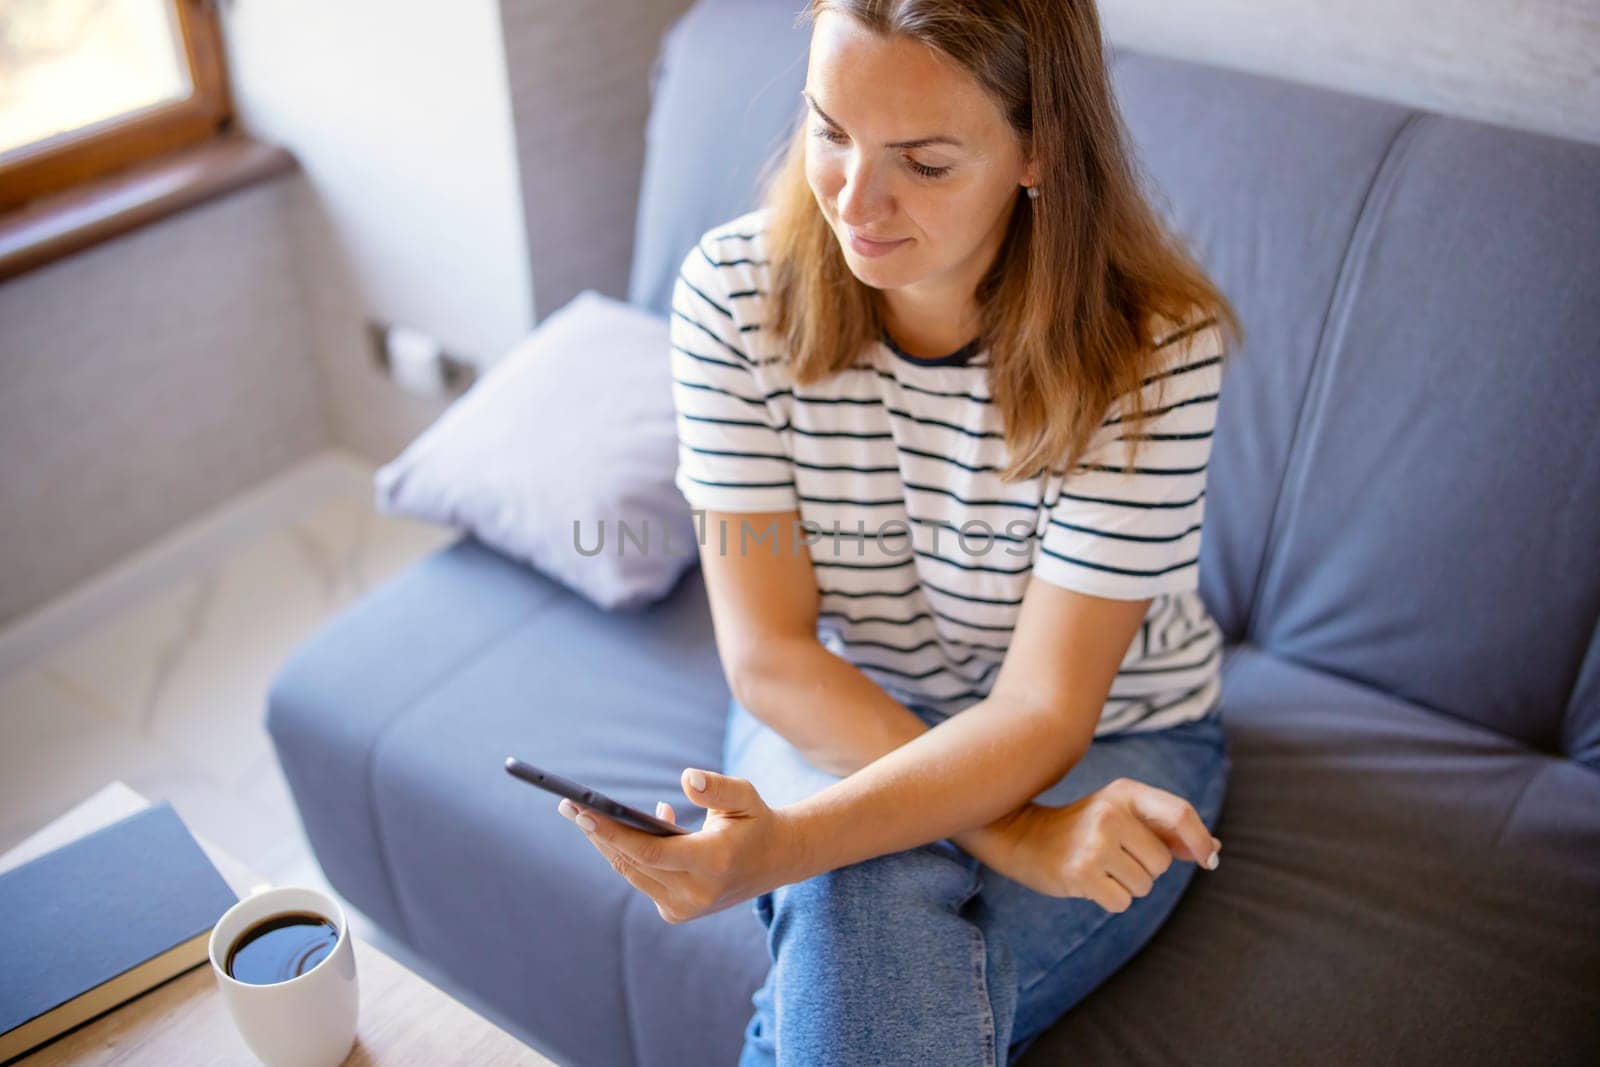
left=559, top=768, right=804, bottom=924
left=982, top=778, right=1222, bottom=911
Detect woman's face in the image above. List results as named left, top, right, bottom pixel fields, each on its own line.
left=803, top=10, right=1035, bottom=298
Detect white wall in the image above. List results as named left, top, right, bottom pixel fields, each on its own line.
left=0, top=177, right=328, bottom=627
left=218, top=0, right=535, bottom=462
left=1099, top=0, right=1600, bottom=146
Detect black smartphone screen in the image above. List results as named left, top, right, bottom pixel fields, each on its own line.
left=504, top=756, right=692, bottom=836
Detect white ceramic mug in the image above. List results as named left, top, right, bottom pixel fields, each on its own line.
left=207, top=885, right=360, bottom=1067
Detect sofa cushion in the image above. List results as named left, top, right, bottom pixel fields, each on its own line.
left=1106, top=53, right=1415, bottom=645
left=1021, top=643, right=1600, bottom=1064
left=1242, top=115, right=1600, bottom=759
left=374, top=290, right=698, bottom=612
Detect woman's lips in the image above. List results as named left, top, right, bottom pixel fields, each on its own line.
left=847, top=230, right=910, bottom=257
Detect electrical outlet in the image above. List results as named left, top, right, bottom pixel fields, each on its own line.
left=366, top=319, right=476, bottom=395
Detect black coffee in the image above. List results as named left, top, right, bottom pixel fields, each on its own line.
left=224, top=911, right=340, bottom=985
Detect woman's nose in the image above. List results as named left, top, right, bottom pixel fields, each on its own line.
left=836, top=155, right=893, bottom=224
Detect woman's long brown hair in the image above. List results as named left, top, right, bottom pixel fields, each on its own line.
left=757, top=0, right=1243, bottom=481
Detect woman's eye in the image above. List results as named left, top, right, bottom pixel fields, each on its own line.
left=811, top=127, right=952, bottom=180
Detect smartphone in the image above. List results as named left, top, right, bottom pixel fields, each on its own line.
left=504, top=756, right=691, bottom=836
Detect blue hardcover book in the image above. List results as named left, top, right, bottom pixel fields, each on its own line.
left=0, top=801, right=239, bottom=1061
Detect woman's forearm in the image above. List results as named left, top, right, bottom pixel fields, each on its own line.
left=735, top=636, right=934, bottom=777
left=732, top=637, right=1029, bottom=866
left=777, top=692, right=1087, bottom=882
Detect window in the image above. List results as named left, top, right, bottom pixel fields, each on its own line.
left=0, top=0, right=232, bottom=213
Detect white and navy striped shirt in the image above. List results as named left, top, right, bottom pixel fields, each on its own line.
left=670, top=207, right=1225, bottom=736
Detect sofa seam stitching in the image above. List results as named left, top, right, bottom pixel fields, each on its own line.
left=1242, top=110, right=1426, bottom=642
left=1486, top=764, right=1545, bottom=852
left=616, top=894, right=651, bottom=1067
left=1562, top=601, right=1600, bottom=756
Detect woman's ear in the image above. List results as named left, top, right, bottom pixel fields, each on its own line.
left=1020, top=148, right=1039, bottom=190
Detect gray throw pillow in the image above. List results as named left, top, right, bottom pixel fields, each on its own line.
left=374, top=290, right=697, bottom=610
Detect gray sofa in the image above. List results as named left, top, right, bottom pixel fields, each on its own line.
left=266, top=2, right=1600, bottom=1063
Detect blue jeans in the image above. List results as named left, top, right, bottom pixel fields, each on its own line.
left=722, top=695, right=1231, bottom=1066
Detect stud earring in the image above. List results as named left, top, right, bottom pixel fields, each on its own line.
left=1026, top=185, right=1040, bottom=200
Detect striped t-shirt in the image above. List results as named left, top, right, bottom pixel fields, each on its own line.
left=669, top=207, right=1226, bottom=736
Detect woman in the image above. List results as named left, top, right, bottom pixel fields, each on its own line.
left=558, top=1, right=1244, bottom=1063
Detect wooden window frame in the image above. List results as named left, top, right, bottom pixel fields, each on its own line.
left=0, top=0, right=234, bottom=214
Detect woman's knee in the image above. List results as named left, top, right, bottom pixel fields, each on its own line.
left=750, top=845, right=1002, bottom=1062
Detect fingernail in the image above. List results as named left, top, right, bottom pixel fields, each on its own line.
left=559, top=799, right=574, bottom=818
left=656, top=802, right=668, bottom=817
left=1204, top=850, right=1220, bottom=870
left=688, top=770, right=707, bottom=792
left=576, top=813, right=596, bottom=832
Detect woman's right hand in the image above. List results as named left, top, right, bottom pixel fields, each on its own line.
left=953, top=779, right=1222, bottom=912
